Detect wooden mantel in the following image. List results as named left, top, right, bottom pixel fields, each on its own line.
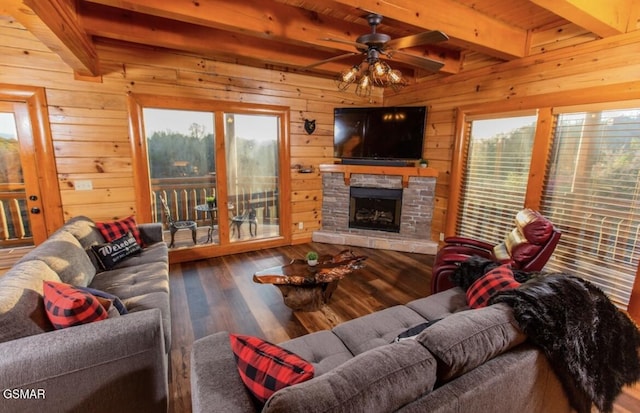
left=319, top=164, right=438, bottom=188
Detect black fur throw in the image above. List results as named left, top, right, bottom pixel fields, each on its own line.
left=449, top=255, right=538, bottom=291
left=490, top=274, right=640, bottom=413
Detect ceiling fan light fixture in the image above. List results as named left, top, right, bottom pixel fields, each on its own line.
left=355, top=70, right=373, bottom=97
left=371, top=60, right=389, bottom=83
left=336, top=65, right=360, bottom=90
left=336, top=56, right=406, bottom=96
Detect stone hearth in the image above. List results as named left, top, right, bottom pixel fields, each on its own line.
left=313, top=164, right=438, bottom=254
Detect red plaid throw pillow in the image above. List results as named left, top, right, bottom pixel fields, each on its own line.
left=230, top=334, right=314, bottom=405
left=466, top=264, right=520, bottom=309
left=43, top=281, right=108, bottom=329
left=95, top=215, right=144, bottom=247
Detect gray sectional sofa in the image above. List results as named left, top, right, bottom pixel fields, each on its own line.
left=0, top=216, right=170, bottom=413
left=191, top=287, right=573, bottom=413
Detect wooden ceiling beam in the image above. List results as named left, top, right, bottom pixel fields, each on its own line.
left=311, top=0, right=528, bottom=59
left=3, top=0, right=100, bottom=76
left=82, top=0, right=461, bottom=74
left=530, top=0, right=638, bottom=37
left=79, top=4, right=370, bottom=77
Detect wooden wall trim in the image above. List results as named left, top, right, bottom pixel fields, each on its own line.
left=524, top=107, right=554, bottom=210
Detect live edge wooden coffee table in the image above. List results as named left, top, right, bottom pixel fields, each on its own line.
left=253, top=250, right=367, bottom=311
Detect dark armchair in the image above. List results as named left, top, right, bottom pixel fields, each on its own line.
left=431, top=208, right=561, bottom=294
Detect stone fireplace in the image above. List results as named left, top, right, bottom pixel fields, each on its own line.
left=313, top=164, right=438, bottom=254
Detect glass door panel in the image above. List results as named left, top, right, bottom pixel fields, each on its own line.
left=0, top=111, right=32, bottom=248
left=143, top=108, right=219, bottom=248
left=224, top=113, right=281, bottom=242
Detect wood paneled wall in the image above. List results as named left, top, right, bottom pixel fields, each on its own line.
left=386, top=29, right=640, bottom=242
left=0, top=18, right=380, bottom=243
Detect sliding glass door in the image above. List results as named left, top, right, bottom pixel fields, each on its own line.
left=129, top=94, right=290, bottom=258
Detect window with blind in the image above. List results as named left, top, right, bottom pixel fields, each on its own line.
left=457, top=113, right=538, bottom=243
left=540, top=108, right=640, bottom=307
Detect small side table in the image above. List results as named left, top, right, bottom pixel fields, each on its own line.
left=195, top=204, right=217, bottom=243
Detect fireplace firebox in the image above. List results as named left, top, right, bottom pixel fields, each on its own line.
left=349, top=187, right=402, bottom=233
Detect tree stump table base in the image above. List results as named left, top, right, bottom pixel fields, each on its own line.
left=253, top=250, right=366, bottom=312
left=275, top=280, right=339, bottom=311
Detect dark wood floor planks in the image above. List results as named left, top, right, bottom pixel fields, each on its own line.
left=159, top=242, right=640, bottom=413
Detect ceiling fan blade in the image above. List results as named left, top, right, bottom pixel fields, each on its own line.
left=303, top=52, right=360, bottom=69
left=386, top=50, right=445, bottom=72
left=385, top=30, right=449, bottom=50
left=320, top=37, right=369, bottom=50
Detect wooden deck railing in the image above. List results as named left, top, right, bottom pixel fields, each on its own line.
left=0, top=183, right=33, bottom=247
left=151, top=175, right=279, bottom=227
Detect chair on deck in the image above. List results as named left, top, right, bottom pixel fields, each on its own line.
left=431, top=208, right=561, bottom=294
left=230, top=207, right=258, bottom=239
left=159, top=196, right=197, bottom=248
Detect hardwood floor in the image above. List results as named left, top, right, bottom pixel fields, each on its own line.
left=0, top=245, right=33, bottom=276
left=166, top=242, right=640, bottom=413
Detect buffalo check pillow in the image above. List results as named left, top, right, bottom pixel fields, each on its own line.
left=43, top=281, right=108, bottom=329
left=466, top=264, right=521, bottom=309
left=95, top=215, right=144, bottom=247
left=229, top=333, right=314, bottom=405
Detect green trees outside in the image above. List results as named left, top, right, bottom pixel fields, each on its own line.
left=147, top=124, right=215, bottom=178
left=0, top=136, right=22, bottom=185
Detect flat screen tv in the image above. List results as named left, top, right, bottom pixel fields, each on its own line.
left=334, top=106, right=426, bottom=163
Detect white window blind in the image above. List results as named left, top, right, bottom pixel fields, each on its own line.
left=457, top=114, right=538, bottom=243
left=541, top=108, right=640, bottom=308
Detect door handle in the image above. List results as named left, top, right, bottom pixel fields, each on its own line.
left=30, top=207, right=41, bottom=214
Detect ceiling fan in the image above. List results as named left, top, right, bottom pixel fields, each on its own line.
left=307, top=14, right=448, bottom=96
left=311, top=13, right=448, bottom=72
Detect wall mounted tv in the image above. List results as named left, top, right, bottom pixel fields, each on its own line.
left=334, top=106, right=426, bottom=164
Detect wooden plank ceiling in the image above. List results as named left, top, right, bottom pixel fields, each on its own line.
left=2, top=0, right=640, bottom=83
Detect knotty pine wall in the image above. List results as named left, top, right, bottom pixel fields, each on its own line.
left=386, top=29, right=640, bottom=243
left=0, top=17, right=380, bottom=245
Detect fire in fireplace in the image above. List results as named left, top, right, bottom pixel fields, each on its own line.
left=349, top=187, right=403, bottom=233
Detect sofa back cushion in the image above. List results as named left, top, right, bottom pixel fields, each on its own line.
left=0, top=260, right=61, bottom=343
left=416, top=303, right=525, bottom=382
left=263, top=339, right=437, bottom=413
left=17, top=229, right=96, bottom=287
left=61, top=215, right=106, bottom=249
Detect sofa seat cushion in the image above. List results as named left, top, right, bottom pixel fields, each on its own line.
left=0, top=260, right=61, bottom=343
left=279, top=330, right=354, bottom=375
left=110, top=241, right=168, bottom=271
left=263, top=339, right=437, bottom=413
left=407, top=287, right=468, bottom=320
left=89, top=261, right=169, bottom=299
left=332, top=305, right=427, bottom=355
left=123, top=291, right=171, bottom=350
left=416, top=303, right=526, bottom=381
left=17, top=230, right=96, bottom=287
